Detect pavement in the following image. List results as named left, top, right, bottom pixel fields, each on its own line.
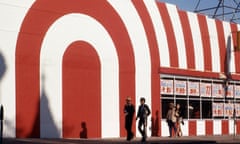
left=2, top=135, right=240, bottom=144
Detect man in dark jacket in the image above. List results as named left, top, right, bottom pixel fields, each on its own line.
left=124, top=96, right=135, bottom=141
left=136, top=97, right=151, bottom=142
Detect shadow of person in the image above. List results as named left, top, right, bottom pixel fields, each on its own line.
left=0, top=52, right=6, bottom=142
left=224, top=36, right=232, bottom=78
left=151, top=110, right=159, bottom=136
left=0, top=52, right=6, bottom=81
left=79, top=122, right=87, bottom=138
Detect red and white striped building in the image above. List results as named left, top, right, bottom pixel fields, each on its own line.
left=0, top=0, right=240, bottom=138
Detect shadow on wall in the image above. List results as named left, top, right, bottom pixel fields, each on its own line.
left=21, top=74, right=60, bottom=138
left=0, top=51, right=7, bottom=136
left=151, top=110, right=159, bottom=136
left=0, top=52, right=6, bottom=81
left=4, top=120, right=15, bottom=136
left=39, top=74, right=60, bottom=138
left=79, top=121, right=88, bottom=138
left=224, top=36, right=232, bottom=78
left=26, top=102, right=40, bottom=137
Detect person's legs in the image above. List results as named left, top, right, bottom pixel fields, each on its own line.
left=138, top=119, right=144, bottom=136
left=173, top=122, right=177, bottom=137
left=126, top=127, right=131, bottom=140
left=126, top=125, right=134, bottom=140
left=129, top=122, right=134, bottom=139
left=167, top=120, right=172, bottom=137
left=142, top=121, right=147, bottom=141
left=129, top=120, right=134, bottom=139
left=126, top=120, right=133, bottom=140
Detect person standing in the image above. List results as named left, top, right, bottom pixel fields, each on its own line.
left=136, top=97, right=151, bottom=142
left=166, top=103, right=177, bottom=137
left=124, top=96, right=135, bottom=141
left=175, top=104, right=183, bottom=137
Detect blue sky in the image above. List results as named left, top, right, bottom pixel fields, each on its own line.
left=158, top=0, right=240, bottom=23
left=158, top=0, right=224, bottom=12
left=158, top=0, right=199, bottom=11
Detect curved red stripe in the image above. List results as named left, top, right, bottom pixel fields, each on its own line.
left=63, top=41, right=101, bottom=138
left=197, top=15, right=212, bottom=71
left=230, top=23, right=240, bottom=73
left=215, top=20, right=226, bottom=73
left=178, top=10, right=195, bottom=69
left=157, top=3, right=179, bottom=68
left=16, top=0, right=135, bottom=138
left=132, top=0, right=161, bottom=136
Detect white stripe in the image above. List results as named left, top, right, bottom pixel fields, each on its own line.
left=0, top=1, right=34, bottom=32
left=143, top=0, right=170, bottom=67
left=108, top=0, right=152, bottom=137
left=206, top=18, right=221, bottom=72
left=161, top=120, right=169, bottom=137
left=40, top=14, right=119, bottom=138
left=213, top=120, right=222, bottom=135
left=181, top=120, right=189, bottom=136
left=237, top=24, right=240, bottom=73
left=0, top=0, right=36, bottom=7
left=222, top=22, right=236, bottom=74
left=0, top=0, right=35, bottom=137
left=187, top=12, right=204, bottom=71
left=166, top=4, right=187, bottom=69
left=197, top=120, right=205, bottom=135
left=229, top=119, right=234, bottom=135
left=238, top=24, right=240, bottom=37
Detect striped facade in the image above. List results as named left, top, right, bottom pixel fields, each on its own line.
left=0, top=0, right=240, bottom=138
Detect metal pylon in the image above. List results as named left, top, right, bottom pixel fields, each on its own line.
left=194, top=0, right=240, bottom=24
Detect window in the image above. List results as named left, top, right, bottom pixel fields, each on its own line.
left=176, top=99, right=187, bottom=119
left=161, top=99, right=174, bottom=119
left=160, top=75, right=240, bottom=120
left=189, top=100, right=200, bottom=119
left=202, top=99, right=212, bottom=119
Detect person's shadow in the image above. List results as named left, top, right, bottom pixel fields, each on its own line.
left=0, top=51, right=6, bottom=142
left=151, top=110, right=159, bottom=136
left=79, top=122, right=87, bottom=138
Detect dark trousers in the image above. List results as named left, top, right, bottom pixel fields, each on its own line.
left=125, top=118, right=133, bottom=140
left=138, top=118, right=146, bottom=138
left=126, top=126, right=133, bottom=140
left=167, top=120, right=176, bottom=137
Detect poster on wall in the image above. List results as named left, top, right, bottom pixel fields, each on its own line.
left=200, top=83, right=211, bottom=97
left=235, top=85, right=240, bottom=99
left=174, top=80, right=186, bottom=95
left=160, top=79, right=173, bottom=95
left=212, top=83, right=224, bottom=98
left=235, top=103, right=240, bottom=117
left=212, top=102, right=224, bottom=117
left=188, top=81, right=199, bottom=96
left=226, top=85, right=234, bottom=98
left=224, top=103, right=234, bottom=117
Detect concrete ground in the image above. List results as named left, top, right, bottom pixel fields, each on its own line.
left=2, top=135, right=240, bottom=144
